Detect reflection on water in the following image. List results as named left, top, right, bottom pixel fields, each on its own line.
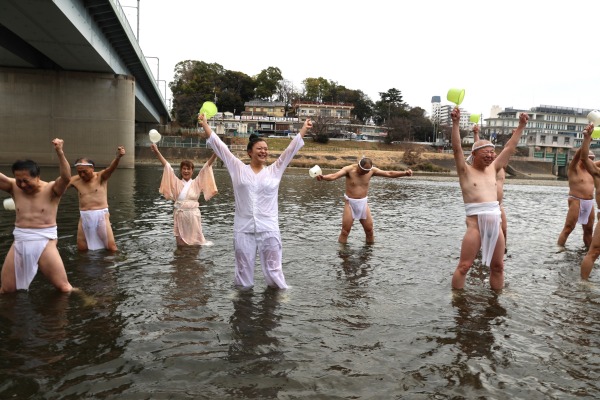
left=3, top=166, right=600, bottom=398
left=226, top=289, right=284, bottom=398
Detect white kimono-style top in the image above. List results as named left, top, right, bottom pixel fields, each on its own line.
left=207, top=132, right=304, bottom=233
left=159, top=161, right=217, bottom=245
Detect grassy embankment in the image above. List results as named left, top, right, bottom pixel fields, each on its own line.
left=240, top=137, right=452, bottom=173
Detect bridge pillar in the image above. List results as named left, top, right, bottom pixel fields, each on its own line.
left=0, top=68, right=135, bottom=168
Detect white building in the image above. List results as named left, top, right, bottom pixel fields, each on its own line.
left=431, top=95, right=474, bottom=130
left=483, top=104, right=598, bottom=166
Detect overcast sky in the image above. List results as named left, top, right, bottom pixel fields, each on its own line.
left=121, top=0, right=600, bottom=118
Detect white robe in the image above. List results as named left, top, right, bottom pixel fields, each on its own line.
left=207, top=132, right=304, bottom=289
left=159, top=161, right=217, bottom=245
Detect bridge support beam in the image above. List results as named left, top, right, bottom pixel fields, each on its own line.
left=0, top=68, right=135, bottom=168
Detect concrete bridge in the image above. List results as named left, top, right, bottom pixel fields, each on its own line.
left=0, top=0, right=170, bottom=167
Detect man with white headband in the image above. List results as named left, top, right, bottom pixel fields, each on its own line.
left=576, top=124, right=600, bottom=279
left=451, top=108, right=529, bottom=290
left=68, top=146, right=125, bottom=251
left=0, top=139, right=74, bottom=293
left=557, top=140, right=596, bottom=250
left=470, top=124, right=508, bottom=252
left=316, top=157, right=412, bottom=244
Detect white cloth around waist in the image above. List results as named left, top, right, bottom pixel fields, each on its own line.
left=13, top=226, right=58, bottom=290
left=464, top=201, right=501, bottom=217
left=344, top=194, right=369, bottom=220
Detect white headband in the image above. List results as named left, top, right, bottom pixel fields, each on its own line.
left=467, top=143, right=495, bottom=165
left=74, top=162, right=94, bottom=167
left=471, top=143, right=495, bottom=152
left=358, top=158, right=372, bottom=171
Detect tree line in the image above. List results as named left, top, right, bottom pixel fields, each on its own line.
left=169, top=60, right=435, bottom=143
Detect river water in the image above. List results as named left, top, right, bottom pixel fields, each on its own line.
left=1, top=166, right=599, bottom=399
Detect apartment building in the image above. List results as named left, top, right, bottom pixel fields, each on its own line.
left=483, top=105, right=595, bottom=162
left=243, top=100, right=286, bottom=117
left=292, top=101, right=354, bottom=123
left=431, top=95, right=474, bottom=140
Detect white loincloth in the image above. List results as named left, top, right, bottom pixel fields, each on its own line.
left=80, top=208, right=109, bottom=250
left=13, top=226, right=57, bottom=290
left=465, top=201, right=501, bottom=267
left=569, top=195, right=594, bottom=225
left=344, top=194, right=368, bottom=220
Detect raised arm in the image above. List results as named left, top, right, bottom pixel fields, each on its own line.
left=0, top=172, right=13, bottom=194
left=451, top=108, right=466, bottom=170
left=198, top=113, right=213, bottom=139
left=100, top=146, right=125, bottom=181
left=205, top=153, right=217, bottom=167
left=568, top=147, right=583, bottom=175
left=372, top=167, right=413, bottom=178
left=150, top=143, right=168, bottom=166
left=317, top=165, right=351, bottom=181
left=494, top=112, right=529, bottom=169
left=52, top=138, right=71, bottom=196
left=298, top=119, right=313, bottom=138
left=580, top=124, right=600, bottom=176
left=473, top=124, right=480, bottom=142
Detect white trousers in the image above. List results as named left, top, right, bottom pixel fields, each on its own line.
left=233, top=231, right=288, bottom=289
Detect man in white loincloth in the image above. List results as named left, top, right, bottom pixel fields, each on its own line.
left=557, top=145, right=596, bottom=249
left=577, top=124, right=600, bottom=279
left=0, top=139, right=74, bottom=293
left=68, top=146, right=125, bottom=251
left=451, top=108, right=528, bottom=290
left=472, top=124, right=508, bottom=251
left=316, top=158, right=412, bottom=244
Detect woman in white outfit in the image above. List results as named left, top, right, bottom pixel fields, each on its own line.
left=198, top=114, right=312, bottom=289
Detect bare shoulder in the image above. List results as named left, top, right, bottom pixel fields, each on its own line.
left=342, top=164, right=355, bottom=174
left=68, top=175, right=82, bottom=187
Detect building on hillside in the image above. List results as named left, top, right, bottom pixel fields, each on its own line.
left=243, top=100, right=286, bottom=117
left=292, top=101, right=354, bottom=123
left=483, top=105, right=598, bottom=168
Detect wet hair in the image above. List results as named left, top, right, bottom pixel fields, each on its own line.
left=247, top=134, right=266, bottom=152
left=74, top=157, right=95, bottom=167
left=11, top=159, right=40, bottom=177
left=180, top=160, right=194, bottom=170
left=358, top=157, right=373, bottom=171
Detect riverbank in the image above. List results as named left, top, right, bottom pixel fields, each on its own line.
left=135, top=139, right=558, bottom=180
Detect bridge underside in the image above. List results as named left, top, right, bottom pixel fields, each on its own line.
left=0, top=0, right=170, bottom=167
left=0, top=67, right=135, bottom=168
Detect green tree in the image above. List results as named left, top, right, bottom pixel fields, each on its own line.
left=170, top=61, right=256, bottom=126
left=219, top=70, right=256, bottom=114
left=382, top=107, right=434, bottom=144
left=170, top=60, right=225, bottom=126
left=345, top=90, right=374, bottom=123
left=302, top=77, right=332, bottom=102
left=254, top=67, right=283, bottom=100
left=373, top=88, right=409, bottom=125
